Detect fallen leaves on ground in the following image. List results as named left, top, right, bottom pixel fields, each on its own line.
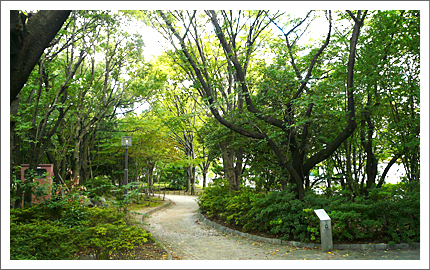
left=76, top=242, right=169, bottom=260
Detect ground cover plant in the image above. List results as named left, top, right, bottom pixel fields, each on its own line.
left=10, top=188, right=168, bottom=260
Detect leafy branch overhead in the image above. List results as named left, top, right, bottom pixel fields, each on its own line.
left=11, top=9, right=419, bottom=205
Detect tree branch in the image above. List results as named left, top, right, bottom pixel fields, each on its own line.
left=303, top=10, right=367, bottom=174
left=208, top=10, right=285, bottom=130
left=158, top=10, right=265, bottom=140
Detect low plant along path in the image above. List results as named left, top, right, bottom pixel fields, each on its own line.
left=142, top=195, right=420, bottom=262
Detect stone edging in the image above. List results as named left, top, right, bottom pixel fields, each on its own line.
left=140, top=198, right=174, bottom=260
left=141, top=198, right=173, bottom=219
left=196, top=212, right=419, bottom=251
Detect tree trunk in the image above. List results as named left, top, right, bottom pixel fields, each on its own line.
left=72, top=122, right=82, bottom=186
left=363, top=115, right=378, bottom=192
left=46, top=151, right=61, bottom=185
left=185, top=164, right=195, bottom=194
left=202, top=170, right=207, bottom=188
left=10, top=10, right=71, bottom=103
left=234, top=147, right=245, bottom=188
left=11, top=96, right=22, bottom=207
left=377, top=154, right=401, bottom=188
left=219, top=142, right=243, bottom=192
left=285, top=160, right=305, bottom=200
left=198, top=145, right=212, bottom=189
left=190, top=165, right=196, bottom=195
left=80, top=136, right=89, bottom=185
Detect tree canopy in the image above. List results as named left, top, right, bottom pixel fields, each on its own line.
left=8, top=9, right=421, bottom=205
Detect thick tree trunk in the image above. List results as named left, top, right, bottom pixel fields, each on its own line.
left=285, top=161, right=305, bottom=200
left=219, top=142, right=242, bottom=192
left=202, top=170, right=207, bottom=188
left=11, top=96, right=21, bottom=207
left=10, top=10, right=71, bottom=103
left=363, top=114, right=378, bottom=191
left=189, top=165, right=196, bottom=195
left=80, top=136, right=89, bottom=185
left=46, top=151, right=61, bottom=186
left=343, top=140, right=358, bottom=196
left=186, top=164, right=196, bottom=194
left=234, top=146, right=245, bottom=186
left=221, top=149, right=237, bottom=191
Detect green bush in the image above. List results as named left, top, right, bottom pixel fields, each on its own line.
left=224, top=187, right=260, bottom=226
left=367, top=182, right=420, bottom=243
left=244, top=188, right=307, bottom=241
left=84, top=176, right=115, bottom=198
left=84, top=206, right=127, bottom=227
left=198, top=182, right=420, bottom=244
left=198, top=180, right=231, bottom=219
left=11, top=199, right=78, bottom=223
left=10, top=198, right=90, bottom=229
left=10, top=220, right=79, bottom=260
left=10, top=197, right=154, bottom=260
left=79, top=222, right=153, bottom=260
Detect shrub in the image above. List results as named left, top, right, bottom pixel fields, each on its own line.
left=78, top=222, right=153, bottom=260
left=303, top=183, right=420, bottom=243
left=198, top=180, right=230, bottom=219
left=367, top=182, right=420, bottom=243
left=84, top=176, right=115, bottom=199
left=224, top=187, right=260, bottom=227
left=84, top=206, right=127, bottom=227
left=11, top=199, right=78, bottom=223
left=197, top=182, right=420, bottom=244
left=244, top=188, right=307, bottom=241
left=10, top=220, right=79, bottom=260
left=10, top=198, right=89, bottom=229
left=10, top=197, right=155, bottom=260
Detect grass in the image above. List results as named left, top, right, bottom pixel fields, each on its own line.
left=128, top=197, right=164, bottom=211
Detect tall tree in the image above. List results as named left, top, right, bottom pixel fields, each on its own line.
left=11, top=11, right=91, bottom=206
left=155, top=10, right=367, bottom=200
left=323, top=10, right=420, bottom=195
left=151, top=10, right=270, bottom=191
left=66, top=11, right=146, bottom=185
left=11, top=11, right=151, bottom=206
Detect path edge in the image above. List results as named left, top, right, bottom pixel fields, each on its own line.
left=140, top=198, right=174, bottom=260
left=141, top=198, right=173, bottom=219
left=196, top=211, right=419, bottom=251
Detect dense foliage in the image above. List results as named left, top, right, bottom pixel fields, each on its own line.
left=146, top=9, right=420, bottom=200
left=10, top=9, right=420, bottom=257
left=10, top=197, right=154, bottom=260
left=198, top=181, right=419, bottom=244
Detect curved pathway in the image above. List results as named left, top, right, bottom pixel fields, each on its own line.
left=143, top=195, right=421, bottom=262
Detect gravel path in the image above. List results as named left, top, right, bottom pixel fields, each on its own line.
left=143, top=195, right=423, bottom=266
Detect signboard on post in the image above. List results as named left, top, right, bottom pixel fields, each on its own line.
left=314, top=209, right=333, bottom=252
left=314, top=209, right=330, bottom=221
